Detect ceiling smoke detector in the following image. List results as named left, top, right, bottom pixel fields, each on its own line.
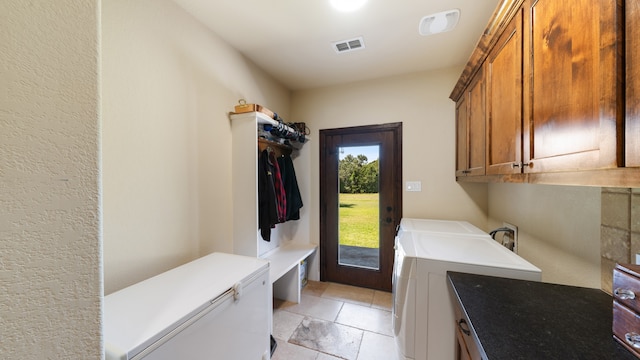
left=332, top=36, right=365, bottom=54
left=419, top=9, right=460, bottom=36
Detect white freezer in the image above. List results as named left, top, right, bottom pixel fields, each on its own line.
left=104, top=252, right=271, bottom=360
left=392, top=221, right=541, bottom=360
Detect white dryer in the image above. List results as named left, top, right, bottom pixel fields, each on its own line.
left=392, top=219, right=541, bottom=360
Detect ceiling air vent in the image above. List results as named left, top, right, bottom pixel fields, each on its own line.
left=332, top=36, right=365, bottom=54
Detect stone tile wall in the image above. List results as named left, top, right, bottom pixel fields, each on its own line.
left=601, top=188, right=640, bottom=294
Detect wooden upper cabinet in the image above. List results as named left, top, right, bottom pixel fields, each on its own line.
left=455, top=68, right=486, bottom=177
left=486, top=10, right=523, bottom=175
left=450, top=0, right=637, bottom=185
left=522, top=0, right=624, bottom=172
left=627, top=1, right=640, bottom=167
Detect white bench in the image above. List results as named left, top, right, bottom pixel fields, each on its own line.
left=260, top=242, right=317, bottom=303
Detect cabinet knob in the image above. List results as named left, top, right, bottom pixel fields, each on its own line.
left=614, top=288, right=636, bottom=300
left=626, top=332, right=640, bottom=349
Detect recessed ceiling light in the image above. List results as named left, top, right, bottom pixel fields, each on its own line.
left=330, top=0, right=367, bottom=12
left=419, top=9, right=460, bottom=36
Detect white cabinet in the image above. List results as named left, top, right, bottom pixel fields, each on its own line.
left=230, top=111, right=316, bottom=303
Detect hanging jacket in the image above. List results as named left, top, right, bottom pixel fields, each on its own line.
left=269, top=151, right=287, bottom=223
left=277, top=154, right=303, bottom=221
left=258, top=149, right=278, bottom=241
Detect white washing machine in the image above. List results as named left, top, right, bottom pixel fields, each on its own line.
left=396, top=218, right=489, bottom=237
left=392, top=219, right=541, bottom=360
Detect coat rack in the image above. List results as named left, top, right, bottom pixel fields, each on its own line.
left=230, top=109, right=308, bottom=158
left=258, top=138, right=292, bottom=157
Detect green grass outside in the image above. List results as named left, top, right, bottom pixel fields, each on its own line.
left=339, top=193, right=379, bottom=248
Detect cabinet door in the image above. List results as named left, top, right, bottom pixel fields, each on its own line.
left=455, top=70, right=486, bottom=177
left=456, top=94, right=469, bottom=177
left=455, top=326, right=472, bottom=360
left=523, top=0, right=623, bottom=172
left=467, top=69, right=486, bottom=176
left=452, top=299, right=483, bottom=360
left=628, top=0, right=640, bottom=167
left=486, top=10, right=523, bottom=175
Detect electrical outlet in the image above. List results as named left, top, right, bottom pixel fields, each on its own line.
left=503, top=222, right=518, bottom=254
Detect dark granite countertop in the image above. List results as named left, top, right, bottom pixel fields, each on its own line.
left=447, top=271, right=636, bottom=360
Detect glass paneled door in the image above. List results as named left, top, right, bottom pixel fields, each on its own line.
left=320, top=123, right=402, bottom=291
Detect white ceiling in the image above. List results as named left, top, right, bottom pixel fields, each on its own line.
left=171, top=0, right=501, bottom=90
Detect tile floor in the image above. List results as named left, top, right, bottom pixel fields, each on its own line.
left=272, top=281, right=399, bottom=360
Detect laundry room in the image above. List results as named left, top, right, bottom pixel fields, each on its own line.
left=3, top=0, right=640, bottom=359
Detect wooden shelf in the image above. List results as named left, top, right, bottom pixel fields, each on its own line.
left=258, top=138, right=292, bottom=157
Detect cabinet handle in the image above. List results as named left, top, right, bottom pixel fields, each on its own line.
left=626, top=332, right=640, bottom=349
left=614, top=288, right=636, bottom=300
left=511, top=162, right=532, bottom=169
left=458, top=319, right=471, bottom=336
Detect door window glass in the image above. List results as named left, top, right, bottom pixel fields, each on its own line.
left=338, top=145, right=380, bottom=269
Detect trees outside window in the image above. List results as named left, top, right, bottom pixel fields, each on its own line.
left=338, top=154, right=379, bottom=194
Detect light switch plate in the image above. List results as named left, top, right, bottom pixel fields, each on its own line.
left=406, top=181, right=422, bottom=192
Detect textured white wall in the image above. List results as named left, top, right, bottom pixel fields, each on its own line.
left=291, top=68, right=490, bottom=280
left=1, top=1, right=102, bottom=359
left=102, top=0, right=290, bottom=294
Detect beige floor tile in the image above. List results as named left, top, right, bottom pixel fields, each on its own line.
left=274, top=283, right=397, bottom=360
left=289, top=317, right=363, bottom=360
left=335, top=303, right=393, bottom=336
left=372, top=290, right=392, bottom=311
left=316, top=353, right=344, bottom=360
left=273, top=309, right=305, bottom=341
left=322, top=282, right=375, bottom=306
left=271, top=338, right=319, bottom=360
left=277, top=294, right=344, bottom=321
left=356, top=332, right=399, bottom=360
left=302, top=280, right=329, bottom=297
left=273, top=298, right=295, bottom=311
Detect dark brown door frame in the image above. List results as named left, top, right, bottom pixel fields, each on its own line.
left=319, top=122, right=402, bottom=291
